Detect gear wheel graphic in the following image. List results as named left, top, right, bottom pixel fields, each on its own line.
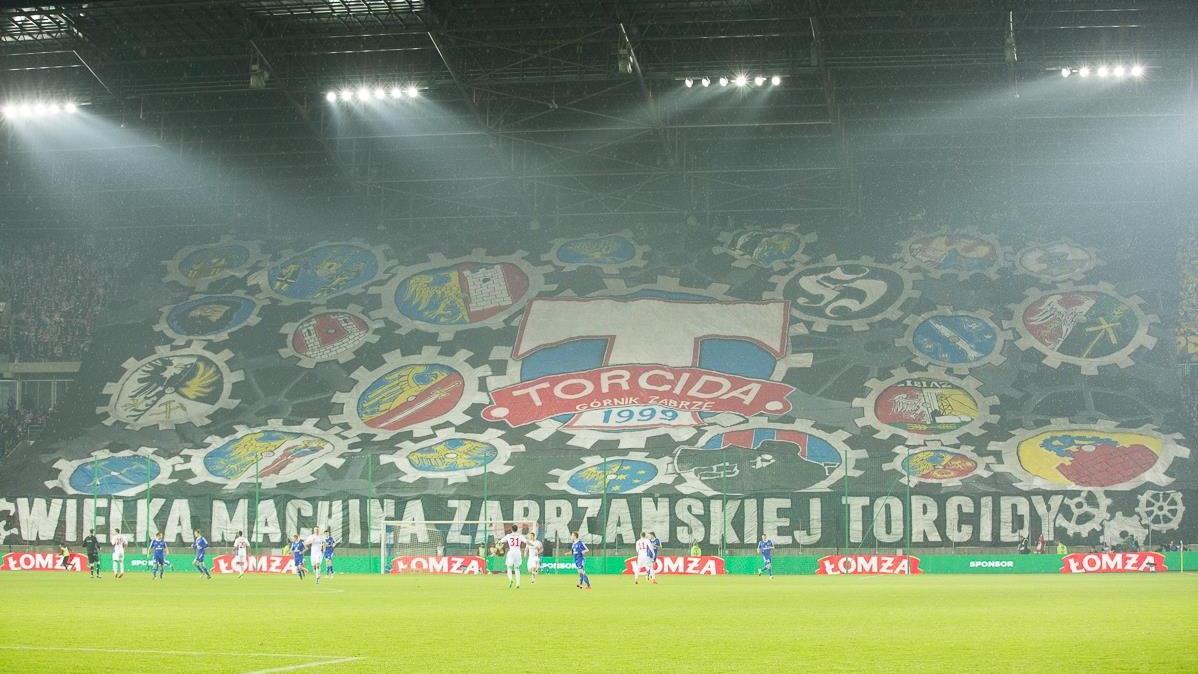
left=329, top=346, right=492, bottom=440
left=853, top=366, right=998, bottom=445
left=900, top=307, right=1009, bottom=373
left=381, top=428, right=524, bottom=484
left=897, top=229, right=1008, bottom=280
left=1136, top=490, right=1184, bottom=532
left=1005, top=282, right=1159, bottom=375
left=1014, top=375, right=1172, bottom=429
left=766, top=256, right=921, bottom=332
left=990, top=419, right=1190, bottom=491
left=672, top=419, right=865, bottom=496
left=98, top=341, right=243, bottom=431
left=547, top=452, right=676, bottom=495
left=790, top=319, right=911, bottom=400
left=163, top=235, right=264, bottom=291
left=1103, top=512, right=1149, bottom=546
left=154, top=292, right=262, bottom=344
left=46, top=448, right=182, bottom=497
left=1010, top=240, right=1103, bottom=283
left=183, top=418, right=358, bottom=490
left=1056, top=490, right=1112, bottom=537
left=483, top=276, right=812, bottom=449
left=542, top=230, right=648, bottom=275
left=884, top=442, right=993, bottom=487
left=713, top=225, right=817, bottom=271
left=277, top=304, right=381, bottom=368
left=371, top=248, right=553, bottom=341
left=253, top=239, right=392, bottom=305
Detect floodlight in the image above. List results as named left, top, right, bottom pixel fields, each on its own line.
left=770, top=75, right=781, bottom=86
left=1079, top=66, right=1090, bottom=78
left=406, top=86, right=419, bottom=98
left=754, top=76, right=765, bottom=86
left=1060, top=67, right=1071, bottom=78
left=1130, top=64, right=1144, bottom=77
left=390, top=87, right=403, bottom=99
left=1097, top=66, right=1109, bottom=78
left=325, top=91, right=337, bottom=102
left=719, top=77, right=728, bottom=86
left=64, top=102, right=76, bottom=113
left=701, top=77, right=710, bottom=87
left=734, top=74, right=747, bottom=87
left=1113, top=65, right=1125, bottom=77
left=684, top=78, right=693, bottom=88
left=357, top=86, right=370, bottom=100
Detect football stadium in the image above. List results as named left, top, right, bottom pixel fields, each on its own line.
left=0, top=1, right=1196, bottom=672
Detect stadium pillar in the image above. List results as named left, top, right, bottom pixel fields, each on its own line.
left=367, top=457, right=374, bottom=573
left=720, top=468, right=728, bottom=558
left=601, top=454, right=608, bottom=560
left=143, top=456, right=151, bottom=544
left=905, top=445, right=912, bottom=575
left=252, top=455, right=260, bottom=554
left=91, top=454, right=98, bottom=537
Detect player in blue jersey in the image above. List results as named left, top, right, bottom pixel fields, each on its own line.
left=289, top=534, right=307, bottom=580
left=757, top=534, right=774, bottom=578
left=570, top=531, right=591, bottom=590
left=648, top=531, right=662, bottom=582
left=148, top=532, right=168, bottom=580
left=322, top=529, right=336, bottom=577
left=192, top=529, right=212, bottom=579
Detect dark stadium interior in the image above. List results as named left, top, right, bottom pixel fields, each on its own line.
left=1, top=1, right=1196, bottom=559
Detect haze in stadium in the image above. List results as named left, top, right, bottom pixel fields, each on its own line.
left=0, top=2, right=1195, bottom=673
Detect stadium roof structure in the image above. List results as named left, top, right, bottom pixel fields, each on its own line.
left=0, top=0, right=1194, bottom=232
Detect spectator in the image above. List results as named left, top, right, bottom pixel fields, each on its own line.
left=1056, top=540, right=1068, bottom=555
left=1017, top=536, right=1030, bottom=554
left=690, top=540, right=701, bottom=556
left=0, top=237, right=137, bottom=362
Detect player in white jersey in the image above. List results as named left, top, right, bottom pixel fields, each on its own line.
left=232, top=530, right=250, bottom=578
left=110, top=528, right=130, bottom=578
left=525, top=532, right=543, bottom=584
left=305, top=526, right=325, bottom=584
left=634, top=531, right=655, bottom=585
left=502, top=525, right=524, bottom=589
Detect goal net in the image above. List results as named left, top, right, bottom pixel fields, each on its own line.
left=379, top=520, right=539, bottom=574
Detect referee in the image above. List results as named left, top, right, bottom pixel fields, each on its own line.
left=82, top=529, right=101, bottom=578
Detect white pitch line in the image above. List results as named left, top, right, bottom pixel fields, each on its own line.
left=0, top=645, right=356, bottom=660
left=241, top=656, right=362, bottom=673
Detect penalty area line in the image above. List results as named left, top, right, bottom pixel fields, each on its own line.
left=0, top=645, right=361, bottom=661
left=241, top=656, right=363, bottom=673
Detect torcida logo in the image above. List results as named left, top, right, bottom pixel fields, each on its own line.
left=0, top=551, right=87, bottom=572
left=210, top=554, right=299, bottom=574
left=483, top=282, right=811, bottom=447
left=621, top=555, right=726, bottom=575
left=389, top=555, right=486, bottom=574
left=816, top=554, right=922, bottom=575
left=1060, top=552, right=1166, bottom=574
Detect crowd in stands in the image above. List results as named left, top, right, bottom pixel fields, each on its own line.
left=0, top=397, right=44, bottom=457
left=0, top=238, right=138, bottom=362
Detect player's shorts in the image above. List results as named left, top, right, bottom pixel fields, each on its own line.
left=112, top=551, right=125, bottom=562
left=194, top=553, right=206, bottom=563
left=573, top=556, right=585, bottom=570
left=292, top=554, right=304, bottom=566
left=527, top=555, right=540, bottom=571
left=235, top=549, right=247, bottom=560
left=505, top=551, right=522, bottom=567
left=87, top=553, right=100, bottom=564
left=152, top=555, right=165, bottom=565
left=636, top=554, right=653, bottom=572
left=762, top=556, right=772, bottom=566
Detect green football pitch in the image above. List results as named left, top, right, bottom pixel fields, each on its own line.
left=1, top=571, right=1195, bottom=673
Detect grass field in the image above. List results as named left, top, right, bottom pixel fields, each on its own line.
left=1, top=571, right=1195, bottom=673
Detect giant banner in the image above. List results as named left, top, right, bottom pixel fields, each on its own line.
left=0, top=226, right=1191, bottom=549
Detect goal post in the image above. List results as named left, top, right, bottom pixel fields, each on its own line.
left=379, top=519, right=540, bottom=574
